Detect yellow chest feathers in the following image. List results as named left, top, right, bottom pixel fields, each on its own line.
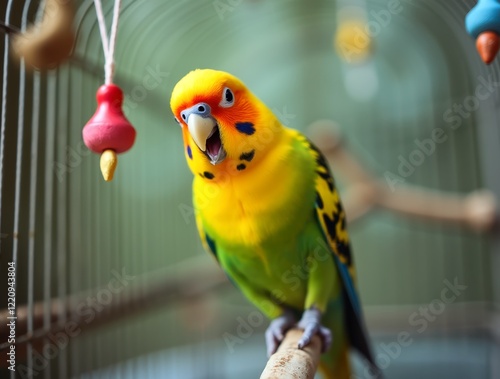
left=193, top=130, right=316, bottom=247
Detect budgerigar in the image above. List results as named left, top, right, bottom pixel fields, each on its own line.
left=170, top=69, right=378, bottom=378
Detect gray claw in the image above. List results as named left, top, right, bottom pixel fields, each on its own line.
left=297, top=308, right=332, bottom=353
left=265, top=310, right=296, bottom=357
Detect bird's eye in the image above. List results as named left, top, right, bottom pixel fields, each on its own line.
left=198, top=105, right=206, bottom=112
left=182, top=113, right=187, bottom=120
left=220, top=87, right=234, bottom=108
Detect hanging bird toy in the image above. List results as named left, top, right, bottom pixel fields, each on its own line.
left=83, top=0, right=136, bottom=181
left=466, top=0, right=500, bottom=64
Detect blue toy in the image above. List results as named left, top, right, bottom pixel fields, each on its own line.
left=466, top=0, right=500, bottom=64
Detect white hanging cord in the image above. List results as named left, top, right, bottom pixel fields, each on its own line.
left=93, top=0, right=122, bottom=84
left=93, top=0, right=109, bottom=57
left=107, top=0, right=122, bottom=83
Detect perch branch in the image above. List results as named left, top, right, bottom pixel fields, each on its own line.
left=260, top=329, right=322, bottom=379
left=308, top=120, right=498, bottom=232
left=0, top=256, right=227, bottom=355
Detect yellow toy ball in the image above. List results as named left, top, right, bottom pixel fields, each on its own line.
left=334, top=19, right=373, bottom=64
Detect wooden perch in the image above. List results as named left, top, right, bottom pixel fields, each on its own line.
left=0, top=256, right=228, bottom=365
left=260, top=329, right=322, bottom=379
left=308, top=120, right=498, bottom=232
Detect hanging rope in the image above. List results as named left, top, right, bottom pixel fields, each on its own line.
left=93, top=0, right=122, bottom=84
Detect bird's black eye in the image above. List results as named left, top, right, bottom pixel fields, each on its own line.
left=182, top=113, right=186, bottom=120
left=220, top=87, right=235, bottom=108
left=198, top=105, right=205, bottom=112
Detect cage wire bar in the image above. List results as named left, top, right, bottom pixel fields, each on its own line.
left=2, top=1, right=17, bottom=378
left=1, top=0, right=62, bottom=377
left=0, top=1, right=149, bottom=376
left=14, top=1, right=27, bottom=377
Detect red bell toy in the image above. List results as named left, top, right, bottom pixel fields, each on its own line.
left=83, top=0, right=136, bottom=181
left=83, top=84, right=136, bottom=181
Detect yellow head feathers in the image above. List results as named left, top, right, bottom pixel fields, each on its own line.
left=170, top=69, right=282, bottom=179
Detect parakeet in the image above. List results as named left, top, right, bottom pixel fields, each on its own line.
left=170, top=69, right=378, bottom=378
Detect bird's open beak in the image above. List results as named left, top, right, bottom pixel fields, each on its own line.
left=187, top=114, right=217, bottom=152
left=187, top=113, right=226, bottom=165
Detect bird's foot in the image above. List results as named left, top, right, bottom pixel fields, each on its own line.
left=297, top=307, right=332, bottom=353
left=265, top=309, right=296, bottom=357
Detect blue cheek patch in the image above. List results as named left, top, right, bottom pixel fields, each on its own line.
left=235, top=122, right=255, bottom=135
left=187, top=145, right=193, bottom=159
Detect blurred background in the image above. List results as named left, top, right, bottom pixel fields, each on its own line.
left=1, top=0, right=500, bottom=378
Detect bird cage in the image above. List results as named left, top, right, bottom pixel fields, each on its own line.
left=1, top=0, right=499, bottom=378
